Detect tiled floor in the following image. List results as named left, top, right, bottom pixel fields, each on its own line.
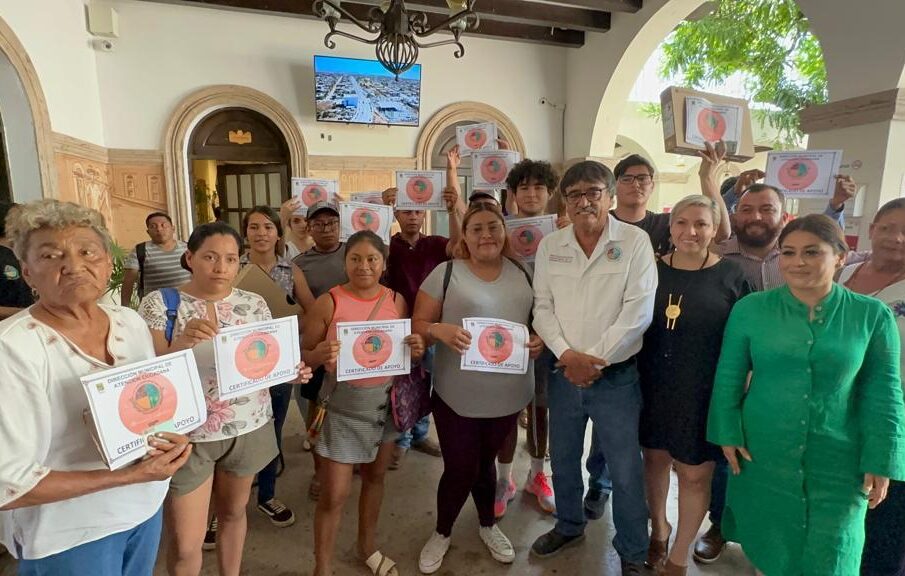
left=1, top=409, right=755, bottom=575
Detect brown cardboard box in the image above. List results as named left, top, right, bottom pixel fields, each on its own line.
left=234, top=264, right=302, bottom=320
left=660, top=86, right=756, bottom=162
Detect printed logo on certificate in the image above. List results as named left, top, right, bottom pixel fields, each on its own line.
left=395, top=171, right=447, bottom=210
left=684, top=97, right=742, bottom=154
left=80, top=350, right=206, bottom=470
left=213, top=316, right=301, bottom=400
left=764, top=150, right=843, bottom=198
left=460, top=318, right=530, bottom=375
left=291, top=178, right=338, bottom=215
left=340, top=201, right=394, bottom=244
left=337, top=319, right=412, bottom=381
left=506, top=215, right=557, bottom=263
left=456, top=122, right=499, bottom=156
left=350, top=191, right=386, bottom=205
left=472, top=150, right=521, bottom=190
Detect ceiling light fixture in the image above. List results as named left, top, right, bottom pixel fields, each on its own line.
left=313, top=0, right=480, bottom=78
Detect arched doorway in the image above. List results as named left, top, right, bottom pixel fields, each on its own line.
left=189, top=108, right=290, bottom=232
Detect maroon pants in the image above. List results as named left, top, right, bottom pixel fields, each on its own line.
left=432, top=393, right=521, bottom=536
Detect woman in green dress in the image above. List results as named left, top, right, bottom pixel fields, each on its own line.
left=708, top=214, right=905, bottom=576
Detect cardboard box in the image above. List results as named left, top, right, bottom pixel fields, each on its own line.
left=660, top=86, right=756, bottom=162
left=234, top=264, right=302, bottom=320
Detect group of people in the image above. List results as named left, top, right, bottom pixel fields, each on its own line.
left=1, top=138, right=904, bottom=576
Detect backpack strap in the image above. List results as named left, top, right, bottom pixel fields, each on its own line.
left=160, top=287, right=181, bottom=345
left=441, top=260, right=453, bottom=301
left=136, top=242, right=147, bottom=298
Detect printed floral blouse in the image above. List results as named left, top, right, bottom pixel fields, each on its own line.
left=139, top=288, right=274, bottom=442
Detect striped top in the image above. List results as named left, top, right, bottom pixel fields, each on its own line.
left=124, top=241, right=191, bottom=297
left=714, top=236, right=783, bottom=292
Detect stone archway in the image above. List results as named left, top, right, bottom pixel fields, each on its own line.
left=163, top=85, right=308, bottom=238
left=416, top=102, right=527, bottom=169
left=0, top=15, right=55, bottom=201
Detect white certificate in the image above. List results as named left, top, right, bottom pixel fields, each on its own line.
left=337, top=319, right=412, bottom=381
left=472, top=150, right=522, bottom=190
left=339, top=201, right=394, bottom=244
left=291, top=178, right=338, bottom=216
left=456, top=122, right=499, bottom=156
left=506, top=214, right=557, bottom=263
left=213, top=316, right=301, bottom=400
left=81, top=350, right=207, bottom=470
left=764, top=150, right=843, bottom=198
left=350, top=191, right=386, bottom=205
left=460, top=317, right=530, bottom=375
left=684, top=97, right=743, bottom=154
left=395, top=171, right=447, bottom=210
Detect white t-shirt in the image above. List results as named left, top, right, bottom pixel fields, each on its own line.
left=0, top=305, right=168, bottom=560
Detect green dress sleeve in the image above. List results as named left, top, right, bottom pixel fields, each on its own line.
left=858, top=304, right=905, bottom=480
left=707, top=297, right=754, bottom=447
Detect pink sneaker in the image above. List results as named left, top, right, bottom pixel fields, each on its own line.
left=525, top=470, right=556, bottom=513
left=494, top=479, right=517, bottom=519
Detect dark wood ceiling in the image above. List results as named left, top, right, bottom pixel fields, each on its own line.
left=138, top=0, right=643, bottom=47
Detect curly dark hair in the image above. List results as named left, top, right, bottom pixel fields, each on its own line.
left=505, top=159, right=558, bottom=192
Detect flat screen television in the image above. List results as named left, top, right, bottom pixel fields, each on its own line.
left=314, top=55, right=422, bottom=127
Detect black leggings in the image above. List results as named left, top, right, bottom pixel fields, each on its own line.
left=432, top=393, right=520, bottom=536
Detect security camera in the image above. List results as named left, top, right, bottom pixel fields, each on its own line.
left=92, top=38, right=115, bottom=52
left=539, top=97, right=548, bottom=105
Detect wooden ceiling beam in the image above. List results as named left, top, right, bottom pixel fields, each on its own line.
left=522, top=0, right=640, bottom=13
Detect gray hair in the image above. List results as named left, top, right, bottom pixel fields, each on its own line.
left=669, top=194, right=721, bottom=229
left=7, top=199, right=112, bottom=261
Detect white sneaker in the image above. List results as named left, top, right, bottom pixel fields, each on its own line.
left=479, top=525, right=515, bottom=564
left=419, top=531, right=451, bottom=574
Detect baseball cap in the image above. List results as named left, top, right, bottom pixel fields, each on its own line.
left=307, top=201, right=339, bottom=219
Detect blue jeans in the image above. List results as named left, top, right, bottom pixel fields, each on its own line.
left=257, top=383, right=293, bottom=504
left=587, top=428, right=613, bottom=493
left=395, top=415, right=430, bottom=449
left=17, top=507, right=162, bottom=576
left=547, top=362, right=649, bottom=564
left=709, top=457, right=729, bottom=527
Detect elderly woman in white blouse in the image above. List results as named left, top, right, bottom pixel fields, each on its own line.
left=0, top=200, right=191, bottom=576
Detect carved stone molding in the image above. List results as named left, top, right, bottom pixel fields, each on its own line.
left=800, top=88, right=905, bottom=133
left=163, top=85, right=308, bottom=237
left=108, top=148, right=164, bottom=165
left=0, top=15, right=56, bottom=198
left=415, top=102, right=526, bottom=170
left=53, top=132, right=109, bottom=163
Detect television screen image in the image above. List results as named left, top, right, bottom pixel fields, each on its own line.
left=314, top=55, right=422, bottom=126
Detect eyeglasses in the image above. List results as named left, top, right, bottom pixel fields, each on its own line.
left=618, top=174, right=653, bottom=186
left=563, top=187, right=607, bottom=205
left=310, top=219, right=339, bottom=231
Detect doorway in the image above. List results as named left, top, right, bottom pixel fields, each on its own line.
left=189, top=107, right=291, bottom=231
left=0, top=113, right=11, bottom=204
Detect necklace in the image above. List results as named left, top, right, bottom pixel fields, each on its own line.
left=665, top=251, right=711, bottom=330
left=843, top=261, right=905, bottom=297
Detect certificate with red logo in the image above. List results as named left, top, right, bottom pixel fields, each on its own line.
left=340, top=201, right=394, bottom=244
left=684, top=97, right=742, bottom=154
left=291, top=178, right=338, bottom=216
left=472, top=150, right=521, bottom=190
left=395, top=171, right=447, bottom=210
left=213, top=316, right=301, bottom=400
left=460, top=318, right=530, bottom=375
left=456, top=122, right=499, bottom=156
left=80, top=350, right=206, bottom=470
left=337, top=319, right=412, bottom=381
left=506, top=214, right=557, bottom=263
left=764, top=150, right=843, bottom=198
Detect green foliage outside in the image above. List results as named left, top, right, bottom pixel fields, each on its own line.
left=106, top=242, right=137, bottom=309
left=643, top=0, right=827, bottom=148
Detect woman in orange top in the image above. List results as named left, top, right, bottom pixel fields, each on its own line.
left=303, top=230, right=425, bottom=576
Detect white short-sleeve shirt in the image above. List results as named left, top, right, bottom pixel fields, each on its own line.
left=0, top=305, right=169, bottom=560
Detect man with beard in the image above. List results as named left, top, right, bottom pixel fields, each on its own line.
left=693, top=172, right=857, bottom=565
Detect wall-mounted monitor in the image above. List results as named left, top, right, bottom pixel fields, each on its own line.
left=314, top=55, right=422, bottom=127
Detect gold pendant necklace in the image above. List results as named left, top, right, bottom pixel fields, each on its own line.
left=664, top=251, right=710, bottom=330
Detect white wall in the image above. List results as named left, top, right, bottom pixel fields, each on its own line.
left=94, top=0, right=567, bottom=160
left=0, top=0, right=105, bottom=145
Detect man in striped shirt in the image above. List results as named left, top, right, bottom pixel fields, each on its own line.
left=121, top=212, right=191, bottom=305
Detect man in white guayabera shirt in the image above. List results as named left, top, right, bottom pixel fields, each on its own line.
left=529, top=161, right=657, bottom=576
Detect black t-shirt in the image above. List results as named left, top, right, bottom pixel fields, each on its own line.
left=610, top=210, right=672, bottom=257
left=0, top=245, right=34, bottom=309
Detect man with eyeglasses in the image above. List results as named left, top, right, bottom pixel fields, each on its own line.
left=292, top=201, right=347, bottom=299
left=531, top=160, right=656, bottom=575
